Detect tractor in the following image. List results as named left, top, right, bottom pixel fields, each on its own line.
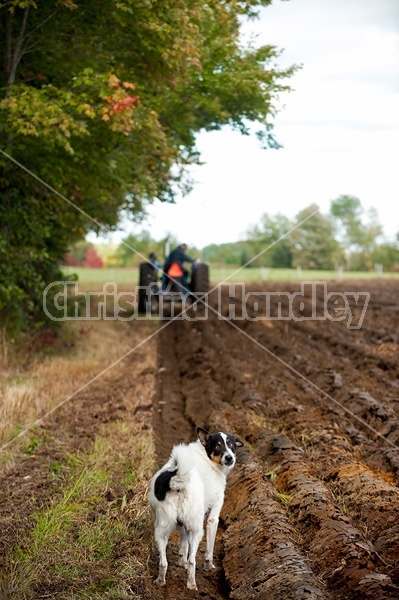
left=137, top=257, right=209, bottom=314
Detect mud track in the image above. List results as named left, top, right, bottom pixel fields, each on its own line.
left=151, top=280, right=399, bottom=599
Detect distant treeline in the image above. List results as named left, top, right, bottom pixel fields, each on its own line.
left=203, top=199, right=399, bottom=271
left=65, top=233, right=202, bottom=270
left=70, top=196, right=399, bottom=272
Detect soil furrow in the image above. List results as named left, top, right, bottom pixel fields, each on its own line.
left=210, top=289, right=399, bottom=480
left=222, top=451, right=327, bottom=600
left=155, top=318, right=329, bottom=598
left=262, top=435, right=397, bottom=599
left=168, top=290, right=399, bottom=597
left=150, top=321, right=231, bottom=599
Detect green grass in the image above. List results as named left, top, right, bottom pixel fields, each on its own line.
left=62, top=265, right=399, bottom=288
left=211, top=266, right=399, bottom=283
left=2, top=422, right=155, bottom=599
left=264, top=466, right=280, bottom=484
left=62, top=266, right=138, bottom=287
left=274, top=491, right=294, bottom=508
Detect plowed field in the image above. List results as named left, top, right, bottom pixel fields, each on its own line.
left=1, top=279, right=399, bottom=599
left=151, top=280, right=399, bottom=599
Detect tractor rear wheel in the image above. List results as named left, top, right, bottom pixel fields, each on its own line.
left=191, top=263, right=209, bottom=295
left=138, top=262, right=157, bottom=313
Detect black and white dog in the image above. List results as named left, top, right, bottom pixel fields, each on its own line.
left=149, top=426, right=243, bottom=591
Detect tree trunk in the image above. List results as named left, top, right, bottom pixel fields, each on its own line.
left=4, top=6, right=30, bottom=97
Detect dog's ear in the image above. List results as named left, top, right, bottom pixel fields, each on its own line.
left=197, top=427, right=210, bottom=446
left=234, top=436, right=244, bottom=448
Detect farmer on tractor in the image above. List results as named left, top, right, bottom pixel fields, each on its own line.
left=137, top=244, right=209, bottom=313
left=163, top=243, right=194, bottom=289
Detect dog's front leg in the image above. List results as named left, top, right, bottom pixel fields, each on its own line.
left=204, top=505, right=222, bottom=570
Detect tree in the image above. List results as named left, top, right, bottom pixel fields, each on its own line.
left=116, top=231, right=155, bottom=268
left=82, top=245, right=103, bottom=268
left=65, top=240, right=90, bottom=267
left=330, top=195, right=363, bottom=249
left=0, top=0, right=296, bottom=335
left=247, top=213, right=293, bottom=267
left=64, top=253, right=78, bottom=267
left=290, top=204, right=342, bottom=270
left=202, top=241, right=249, bottom=265
left=372, top=242, right=399, bottom=271
left=330, top=195, right=383, bottom=270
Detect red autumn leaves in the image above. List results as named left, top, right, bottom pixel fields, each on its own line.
left=103, top=75, right=140, bottom=122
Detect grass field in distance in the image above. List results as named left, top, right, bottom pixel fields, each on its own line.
left=62, top=265, right=399, bottom=289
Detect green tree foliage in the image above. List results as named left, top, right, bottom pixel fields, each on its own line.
left=372, top=242, right=399, bottom=271
left=0, top=0, right=296, bottom=335
left=64, top=240, right=90, bottom=266
left=330, top=195, right=364, bottom=250
left=246, top=212, right=293, bottom=267
left=202, top=242, right=249, bottom=265
left=290, top=204, right=342, bottom=270
left=116, top=231, right=158, bottom=268
left=114, top=232, right=199, bottom=268
left=204, top=203, right=396, bottom=272
left=330, top=195, right=383, bottom=270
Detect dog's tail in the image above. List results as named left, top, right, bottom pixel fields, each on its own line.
left=168, top=444, right=194, bottom=492
left=169, top=474, right=189, bottom=492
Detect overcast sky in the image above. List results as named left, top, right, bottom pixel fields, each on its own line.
left=97, top=0, right=399, bottom=250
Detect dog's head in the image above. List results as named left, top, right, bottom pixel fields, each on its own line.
left=197, top=426, right=244, bottom=468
